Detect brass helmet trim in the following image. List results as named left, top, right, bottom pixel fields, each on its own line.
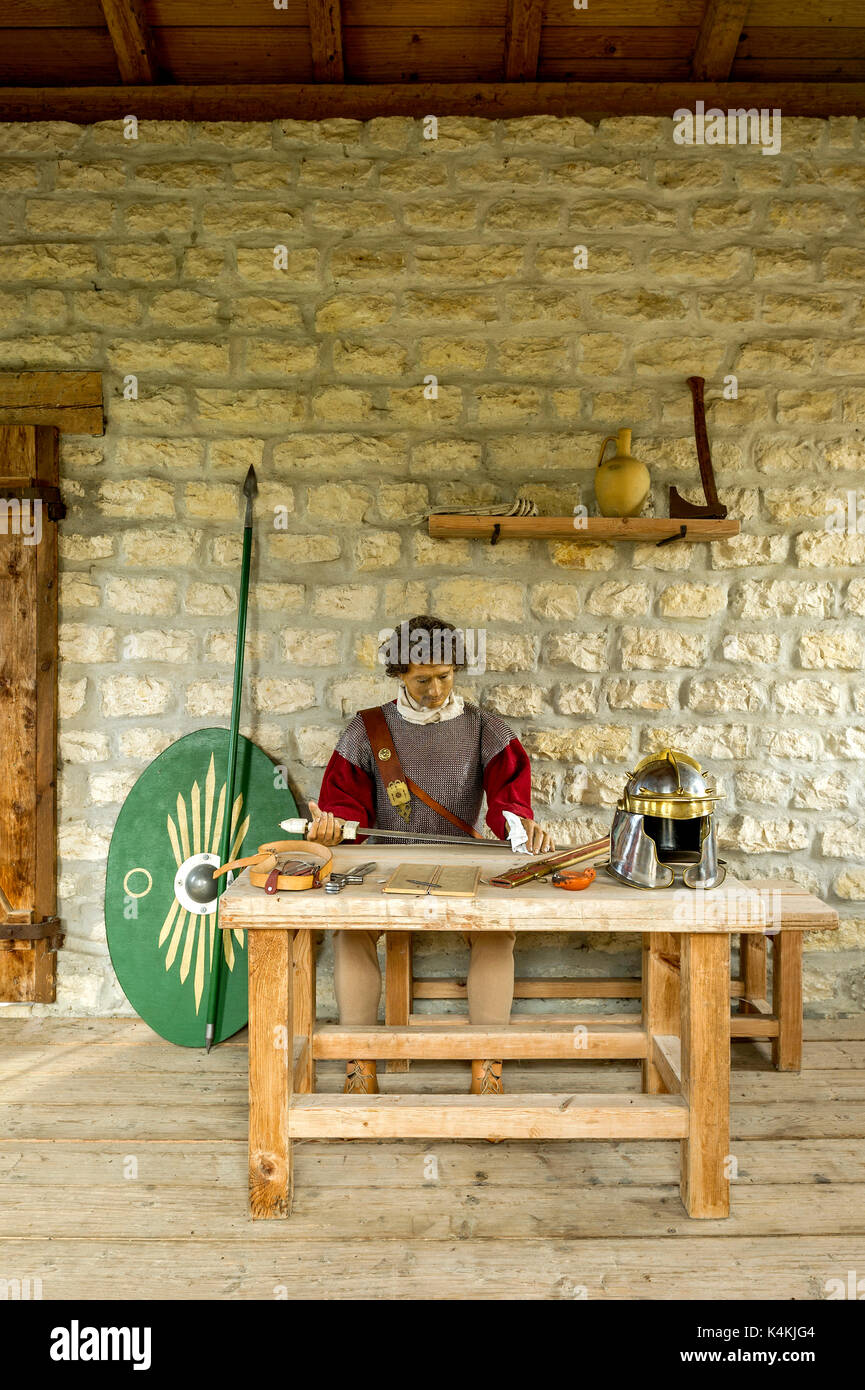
left=620, top=791, right=721, bottom=820
left=621, top=746, right=722, bottom=820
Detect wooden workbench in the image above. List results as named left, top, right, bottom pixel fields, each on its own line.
left=218, top=843, right=834, bottom=1223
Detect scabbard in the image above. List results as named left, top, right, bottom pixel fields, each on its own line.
left=488, top=837, right=611, bottom=888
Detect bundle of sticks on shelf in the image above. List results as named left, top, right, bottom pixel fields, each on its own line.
left=403, top=495, right=538, bottom=526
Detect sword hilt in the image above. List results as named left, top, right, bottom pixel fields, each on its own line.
left=280, top=817, right=307, bottom=834
left=279, top=817, right=359, bottom=841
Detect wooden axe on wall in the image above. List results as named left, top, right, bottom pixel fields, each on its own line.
left=669, top=376, right=728, bottom=520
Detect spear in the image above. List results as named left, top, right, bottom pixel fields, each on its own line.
left=205, top=464, right=257, bottom=1052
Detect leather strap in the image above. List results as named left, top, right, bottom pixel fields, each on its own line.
left=359, top=705, right=487, bottom=841
left=360, top=705, right=412, bottom=822
left=407, top=777, right=487, bottom=840
left=214, top=840, right=333, bottom=892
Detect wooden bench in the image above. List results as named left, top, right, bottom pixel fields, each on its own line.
left=384, top=879, right=834, bottom=1074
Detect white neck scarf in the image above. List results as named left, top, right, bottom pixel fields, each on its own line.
left=395, top=682, right=465, bottom=725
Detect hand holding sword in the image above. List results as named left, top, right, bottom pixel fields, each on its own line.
left=304, top=799, right=346, bottom=847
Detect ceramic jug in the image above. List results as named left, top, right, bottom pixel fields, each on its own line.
left=594, top=427, right=651, bottom=518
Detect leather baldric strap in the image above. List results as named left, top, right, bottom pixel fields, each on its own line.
left=214, top=839, right=333, bottom=893
left=359, top=705, right=487, bottom=841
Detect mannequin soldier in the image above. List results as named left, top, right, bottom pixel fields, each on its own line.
left=304, top=614, right=555, bottom=1095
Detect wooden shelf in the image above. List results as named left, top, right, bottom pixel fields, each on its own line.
left=428, top=516, right=740, bottom=542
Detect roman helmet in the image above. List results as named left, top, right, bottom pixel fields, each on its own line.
left=607, top=747, right=725, bottom=890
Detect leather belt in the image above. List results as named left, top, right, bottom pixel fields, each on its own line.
left=214, top=840, right=334, bottom=893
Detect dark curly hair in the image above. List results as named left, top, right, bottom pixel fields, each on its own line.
left=379, top=614, right=468, bottom=678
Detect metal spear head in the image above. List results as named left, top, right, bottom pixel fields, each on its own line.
left=242, top=464, right=257, bottom=525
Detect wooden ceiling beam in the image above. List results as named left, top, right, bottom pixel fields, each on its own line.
left=0, top=373, right=103, bottom=436
left=504, top=0, right=544, bottom=81
left=0, top=81, right=861, bottom=121
left=308, top=0, right=344, bottom=83
left=691, top=0, right=750, bottom=82
left=99, top=0, right=157, bottom=84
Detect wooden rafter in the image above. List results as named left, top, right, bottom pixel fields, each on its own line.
left=504, top=0, right=544, bottom=82
left=691, top=0, right=751, bottom=82
left=99, top=0, right=157, bottom=85
left=308, top=0, right=344, bottom=84
left=0, top=82, right=861, bottom=122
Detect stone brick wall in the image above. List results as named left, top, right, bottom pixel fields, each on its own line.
left=1, top=113, right=863, bottom=1018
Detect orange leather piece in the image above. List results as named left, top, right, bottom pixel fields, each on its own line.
left=552, top=866, right=596, bottom=891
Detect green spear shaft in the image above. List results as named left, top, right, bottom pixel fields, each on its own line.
left=205, top=464, right=257, bottom=1052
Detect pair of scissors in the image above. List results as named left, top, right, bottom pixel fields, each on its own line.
left=324, top=862, right=378, bottom=893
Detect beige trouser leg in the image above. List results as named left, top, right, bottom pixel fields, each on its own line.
left=333, top=929, right=382, bottom=1025
left=465, top=931, right=516, bottom=1025
left=333, top=929, right=516, bottom=1026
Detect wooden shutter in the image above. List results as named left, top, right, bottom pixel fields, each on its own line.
left=0, top=424, right=62, bottom=1001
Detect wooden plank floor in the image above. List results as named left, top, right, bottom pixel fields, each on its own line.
left=2, top=1016, right=865, bottom=1300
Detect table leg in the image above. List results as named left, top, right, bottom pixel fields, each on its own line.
left=292, top=928, right=315, bottom=1093
left=248, top=928, right=293, bottom=1219
left=739, top=933, right=767, bottom=1014
left=385, top=931, right=413, bottom=1074
left=642, top=931, right=680, bottom=1094
left=771, top=931, right=803, bottom=1072
left=680, top=932, right=730, bottom=1219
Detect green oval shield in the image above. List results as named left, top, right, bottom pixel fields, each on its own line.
left=105, top=729, right=299, bottom=1047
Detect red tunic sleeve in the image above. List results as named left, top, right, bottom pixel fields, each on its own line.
left=317, top=750, right=375, bottom=843
left=483, top=737, right=534, bottom=840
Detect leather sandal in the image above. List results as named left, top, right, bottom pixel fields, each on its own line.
left=344, top=1059, right=379, bottom=1095
left=470, top=1059, right=503, bottom=1095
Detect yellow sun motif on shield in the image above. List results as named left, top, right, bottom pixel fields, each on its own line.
left=157, top=753, right=250, bottom=1014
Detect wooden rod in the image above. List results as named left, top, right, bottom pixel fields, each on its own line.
left=692, top=0, right=751, bottom=82
left=504, top=0, right=544, bottom=81
left=414, top=978, right=747, bottom=999
left=0, top=82, right=861, bottom=122
left=308, top=0, right=344, bottom=83
left=413, top=977, right=643, bottom=999
left=289, top=1092, right=690, bottom=1140
left=98, top=0, right=157, bottom=85
left=313, top=1022, right=649, bottom=1059
left=651, top=1034, right=683, bottom=1094
left=729, top=1011, right=778, bottom=1038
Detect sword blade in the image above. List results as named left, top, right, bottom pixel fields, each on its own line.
left=352, top=826, right=510, bottom=849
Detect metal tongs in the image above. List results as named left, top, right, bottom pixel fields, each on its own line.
left=324, top=861, right=378, bottom=894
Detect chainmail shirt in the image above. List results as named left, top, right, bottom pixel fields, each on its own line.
left=334, top=698, right=516, bottom=840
